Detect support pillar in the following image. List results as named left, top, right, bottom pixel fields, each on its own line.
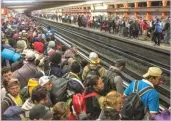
left=162, top=0, right=167, bottom=6
left=124, top=3, right=129, bottom=8
left=135, top=2, right=139, bottom=8
left=147, top=1, right=151, bottom=7
left=114, top=4, right=118, bottom=9
left=146, top=12, right=150, bottom=20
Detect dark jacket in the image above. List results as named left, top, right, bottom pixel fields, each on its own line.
left=1, top=94, right=17, bottom=116
left=98, top=107, right=120, bottom=120
left=105, top=66, right=124, bottom=94
left=14, top=62, right=38, bottom=88
left=85, top=87, right=102, bottom=120
left=50, top=64, right=64, bottom=77
left=11, top=59, right=24, bottom=72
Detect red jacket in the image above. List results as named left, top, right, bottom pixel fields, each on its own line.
left=33, top=42, right=44, bottom=53
left=143, top=23, right=149, bottom=30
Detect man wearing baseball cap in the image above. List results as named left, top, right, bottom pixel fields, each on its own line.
left=39, top=76, right=53, bottom=107
left=124, top=67, right=163, bottom=118
left=29, top=104, right=53, bottom=120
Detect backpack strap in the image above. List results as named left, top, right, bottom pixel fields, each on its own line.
left=84, top=92, right=98, bottom=99
left=133, top=80, right=139, bottom=93
left=138, top=86, right=154, bottom=97
left=71, top=78, right=85, bottom=89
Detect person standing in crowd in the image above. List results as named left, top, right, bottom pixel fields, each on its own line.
left=153, top=19, right=162, bottom=46
left=124, top=67, right=163, bottom=118
left=52, top=102, right=70, bottom=120
left=82, top=52, right=105, bottom=84
left=1, top=78, right=23, bottom=116
left=38, top=76, right=53, bottom=107
left=104, top=59, right=126, bottom=94
left=163, top=17, right=170, bottom=43
left=20, top=71, right=43, bottom=102
left=143, top=20, right=149, bottom=40
left=13, top=50, right=38, bottom=88
left=130, top=19, right=140, bottom=39
left=85, top=75, right=104, bottom=120
left=29, top=104, right=53, bottom=120
left=98, top=91, right=122, bottom=120
left=48, top=52, right=64, bottom=77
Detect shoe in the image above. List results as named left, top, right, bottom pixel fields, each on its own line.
left=153, top=44, right=157, bottom=46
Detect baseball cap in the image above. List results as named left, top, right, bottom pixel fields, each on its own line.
left=25, top=50, right=35, bottom=61
left=89, top=52, right=100, bottom=64
left=143, top=67, right=162, bottom=78
left=29, top=104, right=53, bottom=120
left=39, top=76, right=51, bottom=86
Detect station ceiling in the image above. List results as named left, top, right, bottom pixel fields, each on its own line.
left=1, top=0, right=85, bottom=12
left=1, top=0, right=161, bottom=12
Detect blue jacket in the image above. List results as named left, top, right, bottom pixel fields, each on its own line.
left=155, top=22, right=162, bottom=33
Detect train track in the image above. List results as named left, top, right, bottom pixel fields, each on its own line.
left=34, top=17, right=170, bottom=109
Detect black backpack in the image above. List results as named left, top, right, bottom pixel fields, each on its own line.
left=84, top=65, right=101, bottom=86
left=49, top=74, right=70, bottom=105
left=121, top=80, right=154, bottom=120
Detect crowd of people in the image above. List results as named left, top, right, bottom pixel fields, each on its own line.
left=39, top=14, right=170, bottom=46
left=1, top=13, right=170, bottom=120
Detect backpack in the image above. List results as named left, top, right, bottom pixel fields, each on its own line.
left=121, top=80, right=154, bottom=120
left=49, top=74, right=70, bottom=104
left=72, top=88, right=98, bottom=119
left=101, top=69, right=117, bottom=95
left=84, top=65, right=101, bottom=86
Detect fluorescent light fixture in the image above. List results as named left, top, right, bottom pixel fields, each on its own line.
left=3, top=0, right=35, bottom=3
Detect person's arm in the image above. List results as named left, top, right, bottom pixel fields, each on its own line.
left=114, top=76, right=124, bottom=94
left=81, top=66, right=88, bottom=81
left=147, top=91, right=159, bottom=117
left=1, top=100, right=9, bottom=116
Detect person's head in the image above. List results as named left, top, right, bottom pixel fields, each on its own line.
left=89, top=75, right=104, bottom=92
left=29, top=104, right=53, bottom=120
left=52, top=102, right=70, bottom=120
left=115, top=59, right=126, bottom=71
left=39, top=76, right=52, bottom=90
left=50, top=52, right=62, bottom=65
left=98, top=91, right=122, bottom=112
left=48, top=41, right=56, bottom=49
left=31, top=86, right=48, bottom=105
left=157, top=18, right=160, bottom=22
left=71, top=46, right=78, bottom=53
left=2, top=67, right=13, bottom=82
left=89, top=52, right=100, bottom=64
left=33, top=71, right=44, bottom=80
left=143, top=67, right=163, bottom=87
left=71, top=61, right=81, bottom=74
left=80, top=59, right=88, bottom=69
left=25, top=50, right=36, bottom=62
left=61, top=45, right=67, bottom=53
left=3, top=78, right=21, bottom=97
